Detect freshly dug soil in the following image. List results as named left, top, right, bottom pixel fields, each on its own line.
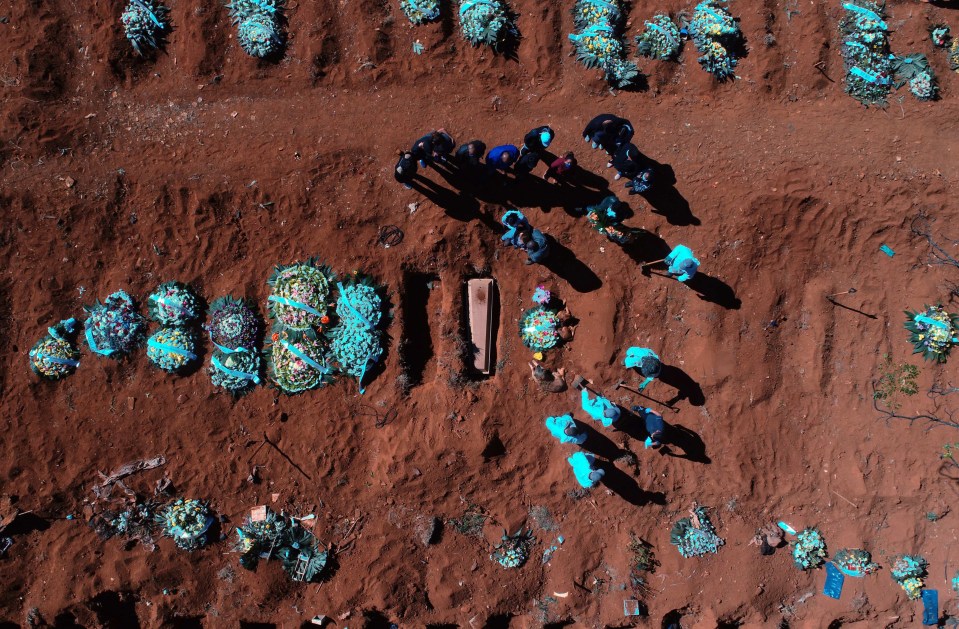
left=2, top=0, right=959, bottom=626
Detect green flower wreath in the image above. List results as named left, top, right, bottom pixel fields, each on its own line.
left=29, top=319, right=80, bottom=380
left=157, top=499, right=213, bottom=551
left=519, top=306, right=562, bottom=352
left=266, top=335, right=333, bottom=394
left=635, top=14, right=682, bottom=61
left=148, top=281, right=201, bottom=326
left=267, top=260, right=333, bottom=336
left=209, top=348, right=261, bottom=394
left=490, top=529, right=534, bottom=569
left=792, top=527, right=827, bottom=570
left=905, top=305, right=958, bottom=363
left=147, top=327, right=198, bottom=373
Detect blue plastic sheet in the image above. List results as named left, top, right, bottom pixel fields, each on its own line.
left=922, top=589, right=938, bottom=626
left=823, top=562, right=844, bottom=599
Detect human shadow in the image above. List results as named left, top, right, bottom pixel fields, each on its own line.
left=630, top=159, right=699, bottom=227
left=504, top=171, right=610, bottom=214
left=409, top=176, right=497, bottom=231
left=579, top=422, right=626, bottom=460
left=658, top=365, right=705, bottom=407
left=598, top=463, right=667, bottom=506
left=542, top=239, right=602, bottom=293
left=684, top=273, right=742, bottom=310
left=659, top=424, right=711, bottom=464
left=622, top=228, right=672, bottom=265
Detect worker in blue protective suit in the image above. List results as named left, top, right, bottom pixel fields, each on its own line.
left=631, top=405, right=666, bottom=449
left=568, top=451, right=605, bottom=488
left=665, top=244, right=700, bottom=282
left=623, top=347, right=661, bottom=390
left=500, top=209, right=529, bottom=247
left=545, top=414, right=587, bottom=445
left=575, top=380, right=621, bottom=428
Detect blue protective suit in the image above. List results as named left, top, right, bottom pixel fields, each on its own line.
left=623, top=347, right=660, bottom=390
left=545, top=414, right=586, bottom=445
left=665, top=244, right=700, bottom=282
left=568, top=451, right=604, bottom=488
left=581, top=388, right=620, bottom=428
left=500, top=210, right=529, bottom=246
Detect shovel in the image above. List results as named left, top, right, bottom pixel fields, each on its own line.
left=614, top=380, right=680, bottom=413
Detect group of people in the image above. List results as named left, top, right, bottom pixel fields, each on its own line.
left=393, top=114, right=657, bottom=194
left=393, top=116, right=705, bottom=490
left=393, top=116, right=702, bottom=280
left=537, top=346, right=671, bottom=490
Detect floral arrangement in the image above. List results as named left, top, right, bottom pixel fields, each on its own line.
left=235, top=507, right=288, bottom=569
left=532, top=285, right=551, bottom=306
left=519, top=306, right=562, bottom=352
left=330, top=320, right=382, bottom=379
left=905, top=305, right=958, bottom=363
left=892, top=54, right=937, bottom=101
left=635, top=14, right=682, bottom=61
left=267, top=260, right=333, bottom=337
left=401, top=0, right=440, bottom=24
left=210, top=348, right=261, bottom=393
left=206, top=296, right=260, bottom=352
left=833, top=548, right=879, bottom=577
left=335, top=275, right=384, bottom=329
left=157, top=499, right=213, bottom=551
left=228, top=0, right=284, bottom=58
left=572, top=0, right=621, bottom=31
left=84, top=290, right=146, bottom=357
left=490, top=529, right=534, bottom=569
left=266, top=334, right=333, bottom=394
left=235, top=507, right=328, bottom=582
left=459, top=0, right=512, bottom=48
left=930, top=25, right=950, bottom=49
left=29, top=319, right=80, bottom=380
left=121, top=0, right=169, bottom=55
left=568, top=0, right=640, bottom=89
left=148, top=281, right=201, bottom=326
left=792, top=527, right=827, bottom=570
left=587, top=206, right=634, bottom=244
left=91, top=500, right=158, bottom=547
left=890, top=554, right=927, bottom=600
left=839, top=0, right=892, bottom=106
left=688, top=0, right=743, bottom=81
left=329, top=274, right=387, bottom=387
left=950, top=39, right=959, bottom=72
left=669, top=505, right=724, bottom=557
left=147, top=327, right=198, bottom=373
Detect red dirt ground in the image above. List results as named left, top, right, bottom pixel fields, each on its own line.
left=2, top=0, right=959, bottom=626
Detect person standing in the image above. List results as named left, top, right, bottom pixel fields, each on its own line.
left=486, top=144, right=520, bottom=177
left=455, top=139, right=487, bottom=168
left=611, top=143, right=643, bottom=181
left=632, top=405, right=666, bottom=449
left=518, top=228, right=551, bottom=265
left=394, top=151, right=417, bottom=189
left=568, top=451, right=605, bottom=488
left=545, top=152, right=577, bottom=183
left=522, top=125, right=555, bottom=154
left=575, top=379, right=621, bottom=428
left=513, top=150, right=541, bottom=178
left=545, top=414, right=587, bottom=445
left=411, top=129, right=455, bottom=167
left=665, top=245, right=700, bottom=282
left=623, top=347, right=661, bottom=390
left=500, top=209, right=529, bottom=247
